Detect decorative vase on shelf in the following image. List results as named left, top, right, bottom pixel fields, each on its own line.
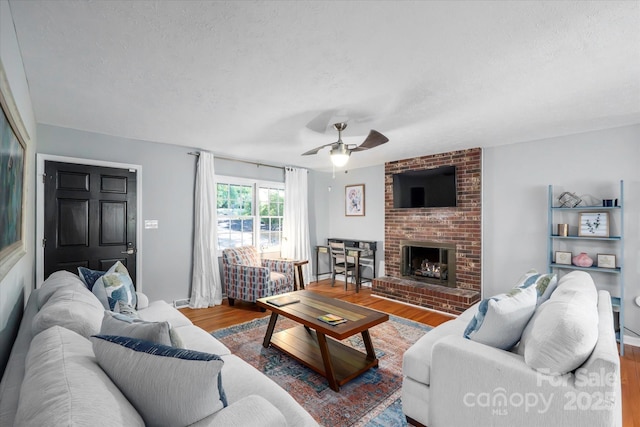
left=572, top=252, right=593, bottom=267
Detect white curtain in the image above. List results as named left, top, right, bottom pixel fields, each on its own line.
left=282, top=167, right=312, bottom=284
left=189, top=152, right=223, bottom=308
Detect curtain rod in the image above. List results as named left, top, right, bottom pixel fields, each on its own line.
left=188, top=151, right=286, bottom=171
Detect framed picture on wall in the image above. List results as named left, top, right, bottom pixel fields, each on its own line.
left=0, top=64, right=30, bottom=281
left=345, top=184, right=365, bottom=216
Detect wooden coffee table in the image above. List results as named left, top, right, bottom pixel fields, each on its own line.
left=256, top=290, right=389, bottom=392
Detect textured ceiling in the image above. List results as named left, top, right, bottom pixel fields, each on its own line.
left=7, top=0, right=640, bottom=171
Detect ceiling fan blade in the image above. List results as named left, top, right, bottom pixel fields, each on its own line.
left=351, top=130, right=389, bottom=152
left=301, top=142, right=335, bottom=156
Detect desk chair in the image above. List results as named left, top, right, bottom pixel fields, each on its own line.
left=329, top=241, right=358, bottom=290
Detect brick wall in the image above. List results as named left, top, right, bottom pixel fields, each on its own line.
left=374, top=148, right=482, bottom=314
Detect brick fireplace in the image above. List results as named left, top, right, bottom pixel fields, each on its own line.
left=373, top=148, right=482, bottom=315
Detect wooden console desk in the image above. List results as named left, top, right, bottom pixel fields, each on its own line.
left=315, top=238, right=377, bottom=287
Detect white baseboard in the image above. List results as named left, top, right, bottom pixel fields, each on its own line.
left=623, top=334, right=640, bottom=349
left=173, top=298, right=190, bottom=308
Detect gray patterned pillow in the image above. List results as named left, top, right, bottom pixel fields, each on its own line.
left=100, top=311, right=174, bottom=346
left=91, top=335, right=227, bottom=426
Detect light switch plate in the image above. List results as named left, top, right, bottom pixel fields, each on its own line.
left=144, top=220, right=158, bottom=229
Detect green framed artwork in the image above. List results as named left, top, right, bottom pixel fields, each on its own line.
left=0, top=63, right=29, bottom=281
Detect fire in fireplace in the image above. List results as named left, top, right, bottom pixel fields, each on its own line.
left=400, top=240, right=456, bottom=288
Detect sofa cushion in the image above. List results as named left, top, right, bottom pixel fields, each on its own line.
left=518, top=271, right=599, bottom=375
left=92, top=261, right=137, bottom=310
left=137, top=300, right=193, bottom=327
left=100, top=311, right=179, bottom=346
left=463, top=284, right=537, bottom=349
left=515, top=269, right=558, bottom=306
left=37, top=270, right=88, bottom=309
left=15, top=326, right=143, bottom=426
left=219, top=354, right=319, bottom=427
left=32, top=288, right=104, bottom=339
left=174, top=325, right=231, bottom=356
left=403, top=317, right=469, bottom=385
left=189, top=395, right=287, bottom=427
left=91, top=335, right=227, bottom=427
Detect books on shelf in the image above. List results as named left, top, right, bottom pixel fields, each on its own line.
left=267, top=295, right=300, bottom=307
left=318, top=313, right=347, bottom=325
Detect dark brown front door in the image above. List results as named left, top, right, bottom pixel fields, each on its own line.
left=44, top=161, right=137, bottom=283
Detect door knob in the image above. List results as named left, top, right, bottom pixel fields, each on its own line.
left=121, top=242, right=136, bottom=255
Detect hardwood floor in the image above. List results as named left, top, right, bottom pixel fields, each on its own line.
left=180, top=279, right=454, bottom=333
left=621, top=344, right=640, bottom=427
left=180, top=279, right=640, bottom=426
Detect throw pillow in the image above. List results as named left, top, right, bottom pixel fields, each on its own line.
left=91, top=335, right=227, bottom=427
left=518, top=271, right=599, bottom=375
left=77, top=266, right=106, bottom=291
left=100, top=311, right=174, bottom=346
left=514, top=269, right=558, bottom=306
left=463, top=285, right=538, bottom=350
left=92, top=261, right=137, bottom=311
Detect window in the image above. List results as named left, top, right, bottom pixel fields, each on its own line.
left=216, top=177, right=284, bottom=253
left=216, top=182, right=254, bottom=248
left=259, top=186, right=284, bottom=250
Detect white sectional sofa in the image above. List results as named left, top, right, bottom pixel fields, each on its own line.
left=402, top=270, right=622, bottom=427
left=0, top=271, right=318, bottom=427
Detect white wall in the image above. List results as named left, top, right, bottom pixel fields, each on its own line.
left=310, top=165, right=386, bottom=279
left=37, top=124, right=285, bottom=304
left=0, top=0, right=37, bottom=376
left=483, top=124, right=640, bottom=341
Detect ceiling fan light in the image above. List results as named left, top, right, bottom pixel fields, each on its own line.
left=331, top=153, right=350, bottom=167
left=330, top=145, right=350, bottom=167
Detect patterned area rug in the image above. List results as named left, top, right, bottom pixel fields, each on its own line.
left=212, top=315, right=431, bottom=427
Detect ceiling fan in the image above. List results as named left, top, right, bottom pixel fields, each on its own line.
left=301, top=123, right=389, bottom=167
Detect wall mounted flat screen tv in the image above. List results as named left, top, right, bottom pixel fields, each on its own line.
left=393, top=166, right=457, bottom=208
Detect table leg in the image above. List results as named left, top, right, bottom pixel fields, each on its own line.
left=361, top=329, right=376, bottom=360
left=297, top=264, right=305, bottom=290
left=262, top=313, right=279, bottom=348
left=355, top=251, right=361, bottom=293
left=315, top=248, right=319, bottom=283
left=316, top=332, right=339, bottom=392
